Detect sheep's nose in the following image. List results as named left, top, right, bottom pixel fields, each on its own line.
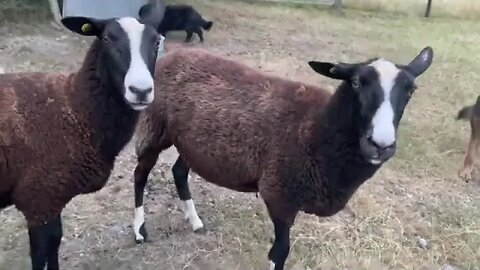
left=367, top=135, right=396, bottom=154
left=129, top=86, right=152, bottom=94
left=129, top=86, right=152, bottom=102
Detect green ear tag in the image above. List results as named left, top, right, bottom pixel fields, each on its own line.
left=81, top=23, right=92, bottom=34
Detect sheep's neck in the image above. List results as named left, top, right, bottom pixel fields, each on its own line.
left=311, top=83, right=380, bottom=212
left=70, top=39, right=140, bottom=162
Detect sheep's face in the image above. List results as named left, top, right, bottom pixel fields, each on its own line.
left=308, top=47, right=434, bottom=165
left=61, top=16, right=165, bottom=111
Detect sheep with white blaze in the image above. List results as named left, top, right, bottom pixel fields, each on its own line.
left=0, top=14, right=164, bottom=270
left=132, top=46, right=433, bottom=269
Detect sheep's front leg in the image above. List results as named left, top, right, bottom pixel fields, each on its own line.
left=133, top=147, right=160, bottom=244
left=264, top=200, right=297, bottom=270
left=28, top=214, right=63, bottom=270
left=185, top=29, right=194, bottom=43
left=268, top=218, right=292, bottom=270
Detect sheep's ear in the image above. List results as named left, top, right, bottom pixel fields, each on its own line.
left=61, top=16, right=108, bottom=37
left=308, top=61, right=356, bottom=80
left=405, top=46, right=434, bottom=78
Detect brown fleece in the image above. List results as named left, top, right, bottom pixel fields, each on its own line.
left=136, top=47, right=383, bottom=224
left=0, top=39, right=140, bottom=226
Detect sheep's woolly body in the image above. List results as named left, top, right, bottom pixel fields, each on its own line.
left=136, top=48, right=379, bottom=221
left=0, top=40, right=140, bottom=226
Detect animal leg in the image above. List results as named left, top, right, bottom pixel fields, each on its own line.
left=28, top=215, right=63, bottom=270
left=133, top=147, right=161, bottom=243
left=172, top=156, right=204, bottom=233
left=459, top=136, right=478, bottom=182
left=46, top=215, right=62, bottom=270
left=264, top=201, right=297, bottom=270
left=194, top=27, right=204, bottom=42
left=185, top=29, right=194, bottom=43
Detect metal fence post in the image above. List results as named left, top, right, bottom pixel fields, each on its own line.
left=425, top=0, right=432, bottom=17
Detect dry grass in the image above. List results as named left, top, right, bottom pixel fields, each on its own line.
left=1, top=0, right=480, bottom=269
left=343, top=0, right=480, bottom=19
left=0, top=0, right=52, bottom=23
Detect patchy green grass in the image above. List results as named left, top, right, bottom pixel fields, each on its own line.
left=0, top=0, right=479, bottom=269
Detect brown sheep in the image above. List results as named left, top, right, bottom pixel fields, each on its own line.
left=0, top=15, right=163, bottom=270
left=132, top=46, right=433, bottom=269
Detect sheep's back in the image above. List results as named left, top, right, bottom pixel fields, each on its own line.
left=0, top=73, right=77, bottom=192
left=146, top=48, right=332, bottom=191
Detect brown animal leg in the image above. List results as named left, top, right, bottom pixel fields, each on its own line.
left=459, top=135, right=478, bottom=182
left=28, top=214, right=63, bottom=270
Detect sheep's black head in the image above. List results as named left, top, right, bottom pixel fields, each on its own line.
left=308, top=46, right=433, bottom=165
left=61, top=16, right=165, bottom=111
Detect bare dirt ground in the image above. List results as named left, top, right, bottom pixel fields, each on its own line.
left=1, top=0, right=480, bottom=269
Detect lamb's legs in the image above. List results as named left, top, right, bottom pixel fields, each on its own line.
left=185, top=29, right=194, bottom=42
left=264, top=202, right=297, bottom=270
left=172, top=156, right=204, bottom=233
left=28, top=214, right=63, bottom=270
left=194, top=27, right=204, bottom=42
left=133, top=147, right=160, bottom=243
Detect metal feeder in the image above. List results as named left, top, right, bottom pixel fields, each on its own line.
left=62, top=0, right=148, bottom=20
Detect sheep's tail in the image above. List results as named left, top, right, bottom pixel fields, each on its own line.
left=457, top=105, right=474, bottom=121
left=202, top=20, right=213, bottom=31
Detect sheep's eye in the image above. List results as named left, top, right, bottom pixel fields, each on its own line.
left=102, top=35, right=112, bottom=44
left=407, top=85, right=417, bottom=97
left=351, top=77, right=361, bottom=88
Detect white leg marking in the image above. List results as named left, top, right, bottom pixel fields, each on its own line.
left=118, top=17, right=155, bottom=109
left=188, top=172, right=198, bottom=182
left=180, top=199, right=204, bottom=231
left=269, top=261, right=275, bottom=270
left=133, top=206, right=145, bottom=241
left=369, top=58, right=400, bottom=148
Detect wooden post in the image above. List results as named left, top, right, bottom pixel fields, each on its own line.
left=425, top=0, right=433, bottom=17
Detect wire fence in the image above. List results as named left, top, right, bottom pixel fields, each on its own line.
left=255, top=0, right=339, bottom=6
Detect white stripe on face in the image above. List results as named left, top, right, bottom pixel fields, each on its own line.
left=118, top=17, right=154, bottom=109
left=368, top=58, right=400, bottom=148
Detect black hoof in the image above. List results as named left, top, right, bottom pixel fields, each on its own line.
left=193, top=227, right=207, bottom=234
left=135, top=223, right=149, bottom=244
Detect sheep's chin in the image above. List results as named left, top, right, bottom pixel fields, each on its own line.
left=369, top=159, right=383, bottom=165
left=129, top=103, right=149, bottom=111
